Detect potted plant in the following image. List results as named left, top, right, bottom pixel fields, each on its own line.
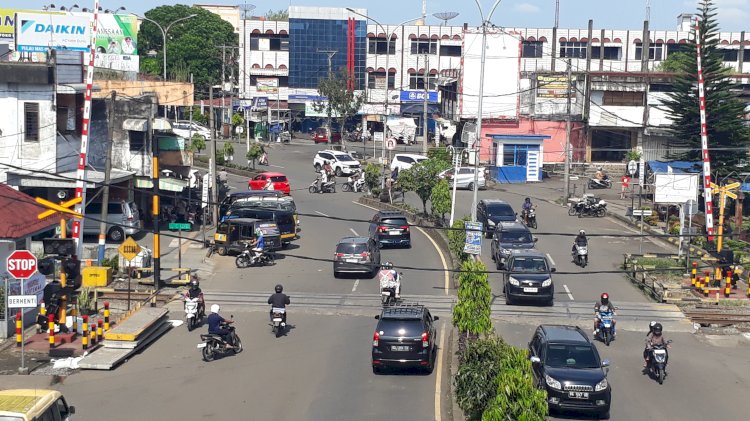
left=77, top=287, right=96, bottom=316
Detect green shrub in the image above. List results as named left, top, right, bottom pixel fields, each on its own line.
left=222, top=142, right=234, bottom=159
left=189, top=134, right=206, bottom=153
left=430, top=179, right=451, bottom=223
left=453, top=260, right=492, bottom=336
left=78, top=287, right=95, bottom=314
left=364, top=162, right=381, bottom=192
left=246, top=143, right=263, bottom=168
left=454, top=336, right=507, bottom=421
left=482, top=345, right=548, bottom=421
left=101, top=256, right=119, bottom=274
left=447, top=216, right=470, bottom=262
left=427, top=147, right=451, bottom=166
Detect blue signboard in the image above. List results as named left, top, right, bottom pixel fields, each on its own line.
left=252, top=97, right=268, bottom=110
left=288, top=94, right=328, bottom=102
left=463, top=222, right=483, bottom=255
left=400, top=90, right=438, bottom=103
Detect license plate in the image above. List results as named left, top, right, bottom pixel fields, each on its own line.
left=391, top=345, right=410, bottom=351
left=345, top=258, right=359, bottom=263
left=389, top=230, right=400, bottom=235
left=272, top=318, right=283, bottom=323
left=523, top=287, right=538, bottom=293
left=568, top=392, right=589, bottom=399
left=196, top=343, right=206, bottom=348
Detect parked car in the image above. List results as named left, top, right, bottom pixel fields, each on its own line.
left=438, top=166, right=487, bottom=190
left=313, top=150, right=361, bottom=176
left=490, top=222, right=537, bottom=269
left=171, top=120, right=211, bottom=140
left=248, top=172, right=291, bottom=195
left=371, top=304, right=439, bottom=373
left=333, top=236, right=380, bottom=277
left=71, top=200, right=141, bottom=242
left=312, top=127, right=341, bottom=144
left=390, top=153, right=428, bottom=172
left=369, top=210, right=411, bottom=248
left=502, top=249, right=555, bottom=306
left=476, top=199, right=517, bottom=238
left=528, top=325, right=611, bottom=419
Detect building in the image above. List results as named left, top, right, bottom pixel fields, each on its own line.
left=194, top=4, right=240, bottom=33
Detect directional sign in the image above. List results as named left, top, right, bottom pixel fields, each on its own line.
left=632, top=209, right=653, bottom=217
left=201, top=173, right=210, bottom=209
left=169, top=223, right=192, bottom=231
left=36, top=196, right=82, bottom=219
left=118, top=236, right=142, bottom=262
left=6, top=250, right=38, bottom=279
left=8, top=295, right=38, bottom=309
left=386, top=138, right=396, bottom=151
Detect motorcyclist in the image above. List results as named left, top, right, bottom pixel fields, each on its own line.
left=521, top=197, right=535, bottom=224
left=595, top=166, right=608, bottom=181
left=644, top=322, right=669, bottom=367
left=378, top=262, right=401, bottom=298
left=594, top=292, right=617, bottom=336
left=572, top=229, right=588, bottom=253
left=207, top=304, right=235, bottom=348
left=218, top=168, right=228, bottom=184
left=647, top=320, right=657, bottom=336
left=267, top=284, right=291, bottom=324
left=185, top=277, right=205, bottom=317
left=248, top=228, right=266, bottom=261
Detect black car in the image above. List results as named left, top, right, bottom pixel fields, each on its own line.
left=369, top=211, right=411, bottom=248
left=371, top=304, right=439, bottom=373
left=476, top=199, right=517, bottom=238
left=528, top=325, right=611, bottom=419
left=490, top=222, right=537, bottom=269
left=223, top=207, right=297, bottom=246
left=219, top=190, right=285, bottom=216
left=333, top=237, right=381, bottom=277
left=502, top=250, right=555, bottom=306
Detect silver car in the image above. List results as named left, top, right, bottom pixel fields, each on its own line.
left=72, top=201, right=141, bottom=242
left=439, top=167, right=487, bottom=190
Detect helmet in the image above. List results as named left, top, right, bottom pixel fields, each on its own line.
left=275, top=284, right=283, bottom=293
left=190, top=278, right=199, bottom=290
left=210, top=304, right=220, bottom=314
left=600, top=293, right=609, bottom=304
left=598, top=166, right=603, bottom=171
left=649, top=320, right=657, bottom=329
left=255, top=228, right=263, bottom=236
left=382, top=262, right=393, bottom=270
left=579, top=229, right=585, bottom=235
left=525, top=197, right=531, bottom=202
left=653, top=323, right=663, bottom=335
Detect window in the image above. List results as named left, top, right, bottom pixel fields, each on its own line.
left=666, top=43, right=690, bottom=57
left=590, top=46, right=622, bottom=60
left=559, top=42, right=587, bottom=59
left=408, top=74, right=437, bottom=90
left=250, top=35, right=288, bottom=51
left=522, top=41, right=543, bottom=58
left=635, top=43, right=663, bottom=61
left=502, top=144, right=530, bottom=166
left=250, top=37, right=259, bottom=50
left=744, top=49, right=750, bottom=62
left=368, top=38, right=395, bottom=54
left=602, top=91, right=644, bottom=106
left=410, top=39, right=437, bottom=55
left=269, top=36, right=289, bottom=51
left=439, top=45, right=462, bottom=57
left=128, top=131, right=146, bottom=152
left=721, top=48, right=739, bottom=62
left=367, top=72, right=395, bottom=89
left=24, top=102, right=39, bottom=141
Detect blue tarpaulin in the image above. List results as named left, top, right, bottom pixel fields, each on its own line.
left=646, top=161, right=702, bottom=174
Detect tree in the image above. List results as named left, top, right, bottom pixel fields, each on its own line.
left=482, top=346, right=548, bottom=421
left=430, top=179, right=451, bottom=223
left=447, top=216, right=471, bottom=262
left=139, top=5, right=238, bottom=97
left=265, top=9, right=289, bottom=21
left=398, top=158, right=451, bottom=215
left=246, top=143, right=263, bottom=169
left=656, top=51, right=690, bottom=73
left=222, top=142, right=234, bottom=161
left=662, top=0, right=750, bottom=174
left=364, top=162, right=381, bottom=194
left=315, top=69, right=364, bottom=146
left=190, top=106, right=208, bottom=126
left=453, top=337, right=507, bottom=421
left=452, top=259, right=492, bottom=337
left=231, top=112, right=245, bottom=140
left=189, top=134, right=206, bottom=153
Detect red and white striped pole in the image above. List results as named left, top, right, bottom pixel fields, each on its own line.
left=71, top=0, right=100, bottom=258
left=695, top=18, right=715, bottom=241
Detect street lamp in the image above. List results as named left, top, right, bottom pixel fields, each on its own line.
left=136, top=13, right=198, bottom=80
left=346, top=8, right=421, bottom=186
left=105, top=7, right=126, bottom=14
left=470, top=0, right=504, bottom=222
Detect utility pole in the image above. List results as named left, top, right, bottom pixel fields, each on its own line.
left=318, top=49, right=337, bottom=145
left=422, top=54, right=430, bottom=155
left=470, top=21, right=488, bottom=222
left=222, top=45, right=226, bottom=139
left=563, top=59, right=573, bottom=201
left=209, top=86, right=219, bottom=228
left=97, top=91, right=116, bottom=265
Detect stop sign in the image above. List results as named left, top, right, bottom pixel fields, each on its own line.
left=6, top=250, right=38, bottom=279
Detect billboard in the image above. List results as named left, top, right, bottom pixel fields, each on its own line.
left=257, top=78, right=279, bottom=94
left=90, top=13, right=139, bottom=72
left=654, top=173, right=699, bottom=204
left=536, top=75, right=572, bottom=99
left=14, top=12, right=91, bottom=52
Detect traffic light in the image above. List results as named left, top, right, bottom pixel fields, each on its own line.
left=62, top=258, right=81, bottom=290
left=43, top=238, right=76, bottom=256
left=38, top=258, right=55, bottom=276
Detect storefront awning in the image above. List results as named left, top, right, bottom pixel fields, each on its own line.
left=135, top=177, right=188, bottom=192
left=123, top=118, right=173, bottom=132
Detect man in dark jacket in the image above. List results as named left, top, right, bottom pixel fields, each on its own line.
left=268, top=284, right=291, bottom=324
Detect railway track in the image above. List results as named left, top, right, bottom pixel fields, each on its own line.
left=683, top=310, right=750, bottom=325
left=94, top=290, right=176, bottom=304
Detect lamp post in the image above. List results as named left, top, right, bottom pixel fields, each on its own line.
left=137, top=13, right=198, bottom=80
left=346, top=8, right=421, bottom=185
left=470, top=0, right=504, bottom=222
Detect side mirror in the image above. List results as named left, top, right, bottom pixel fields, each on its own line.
left=551, top=267, right=557, bottom=272
left=374, top=315, right=380, bottom=320
left=530, top=356, right=541, bottom=364
left=602, top=359, right=610, bottom=368
left=533, top=237, right=539, bottom=243
left=433, top=316, right=440, bottom=321
left=69, top=406, right=76, bottom=415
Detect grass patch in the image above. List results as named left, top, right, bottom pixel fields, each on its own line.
left=632, top=257, right=684, bottom=269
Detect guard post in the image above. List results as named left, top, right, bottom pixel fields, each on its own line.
left=725, top=270, right=732, bottom=297
left=103, top=302, right=110, bottom=331
left=691, top=262, right=697, bottom=286
left=82, top=315, right=89, bottom=350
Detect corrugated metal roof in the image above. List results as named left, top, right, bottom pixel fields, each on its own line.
left=0, top=184, right=61, bottom=240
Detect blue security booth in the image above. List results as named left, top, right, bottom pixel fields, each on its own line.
left=490, top=134, right=548, bottom=183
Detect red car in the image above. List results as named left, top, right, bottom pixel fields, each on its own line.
left=248, top=172, right=291, bottom=195
left=312, top=128, right=341, bottom=144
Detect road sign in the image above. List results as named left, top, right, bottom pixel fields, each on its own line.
left=169, top=223, right=192, bottom=231
left=36, top=196, right=82, bottom=219
left=632, top=209, right=653, bottom=217
left=201, top=173, right=210, bottom=208
left=6, top=250, right=38, bottom=279
left=685, top=199, right=698, bottom=216
left=463, top=222, right=483, bottom=255
left=8, top=295, right=38, bottom=308
left=627, top=160, right=637, bottom=175
left=386, top=138, right=396, bottom=150
left=118, top=236, right=142, bottom=262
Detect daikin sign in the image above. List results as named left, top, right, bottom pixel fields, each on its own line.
left=14, top=12, right=91, bottom=52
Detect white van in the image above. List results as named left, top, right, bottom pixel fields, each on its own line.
left=0, top=389, right=75, bottom=420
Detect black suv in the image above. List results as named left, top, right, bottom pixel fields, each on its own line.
left=528, top=325, right=611, bottom=419
left=490, top=222, right=537, bottom=269
left=371, top=304, right=439, bottom=373
left=503, top=249, right=555, bottom=305
left=369, top=211, right=411, bottom=248
left=476, top=199, right=517, bottom=238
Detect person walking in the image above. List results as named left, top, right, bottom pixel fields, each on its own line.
left=620, top=174, right=630, bottom=199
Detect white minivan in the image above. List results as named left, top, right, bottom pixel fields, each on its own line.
left=69, top=200, right=141, bottom=242
left=439, top=167, right=487, bottom=190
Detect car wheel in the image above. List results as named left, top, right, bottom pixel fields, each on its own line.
left=425, top=351, right=435, bottom=374
left=467, top=182, right=474, bottom=191
left=314, top=163, right=321, bottom=171
left=333, top=269, right=340, bottom=278
left=217, top=247, right=227, bottom=256
left=496, top=259, right=502, bottom=270
left=108, top=227, right=124, bottom=242
left=599, top=410, right=610, bottom=420
left=505, top=289, right=512, bottom=305
left=335, top=167, right=343, bottom=177
left=546, top=299, right=554, bottom=307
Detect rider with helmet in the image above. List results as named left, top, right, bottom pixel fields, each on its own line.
left=249, top=228, right=266, bottom=260
left=644, top=322, right=669, bottom=367
left=595, top=166, right=608, bottom=181
left=207, top=304, right=235, bottom=347
left=185, top=276, right=205, bottom=317
left=572, top=229, right=588, bottom=252
left=267, top=284, right=291, bottom=324
left=378, top=262, right=401, bottom=298
left=594, top=293, right=617, bottom=335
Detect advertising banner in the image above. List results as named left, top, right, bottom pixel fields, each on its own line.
left=90, top=13, right=139, bottom=72
left=256, top=78, right=279, bottom=94
left=536, top=75, right=572, bottom=99
left=400, top=90, right=438, bottom=103
left=14, top=12, right=91, bottom=52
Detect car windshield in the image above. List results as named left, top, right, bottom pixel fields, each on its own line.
left=336, top=242, right=367, bottom=254
left=335, top=154, right=355, bottom=161
left=270, top=176, right=287, bottom=182
left=378, top=319, right=423, bottom=337
left=545, top=344, right=600, bottom=369
left=381, top=218, right=407, bottom=227
left=500, top=231, right=533, bottom=244
left=510, top=257, right=548, bottom=272
left=486, top=204, right=514, bottom=218
left=232, top=200, right=293, bottom=211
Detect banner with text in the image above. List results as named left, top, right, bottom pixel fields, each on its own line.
left=256, top=78, right=279, bottom=94
left=14, top=12, right=91, bottom=52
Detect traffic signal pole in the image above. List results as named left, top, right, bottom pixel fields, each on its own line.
left=151, top=103, right=162, bottom=290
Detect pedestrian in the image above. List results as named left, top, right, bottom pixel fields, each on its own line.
left=620, top=174, right=630, bottom=199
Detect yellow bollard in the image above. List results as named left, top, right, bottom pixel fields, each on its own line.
left=714, top=267, right=722, bottom=288
left=96, top=320, right=103, bottom=343
left=82, top=316, right=89, bottom=350
left=103, top=302, right=110, bottom=331
left=691, top=262, right=697, bottom=287
left=38, top=301, right=46, bottom=333
left=15, top=311, right=22, bottom=347
left=48, top=314, right=55, bottom=348
left=89, top=325, right=96, bottom=346
left=725, top=270, right=732, bottom=298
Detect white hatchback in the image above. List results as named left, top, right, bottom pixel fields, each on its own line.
left=439, top=167, right=487, bottom=190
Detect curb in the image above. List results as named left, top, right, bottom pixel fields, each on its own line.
left=448, top=327, right=465, bottom=421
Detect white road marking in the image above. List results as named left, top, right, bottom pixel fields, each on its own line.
left=352, top=279, right=359, bottom=292
left=435, top=323, right=446, bottom=421
left=314, top=210, right=330, bottom=217
left=349, top=228, right=359, bottom=236
left=546, top=253, right=556, bottom=268
left=564, top=284, right=575, bottom=301
left=168, top=239, right=179, bottom=248
left=269, top=164, right=285, bottom=169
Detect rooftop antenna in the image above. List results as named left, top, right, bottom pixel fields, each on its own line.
left=239, top=2, right=256, bottom=19
left=432, top=11, right=460, bottom=26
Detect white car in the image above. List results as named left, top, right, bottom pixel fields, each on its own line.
left=313, top=150, right=362, bottom=176
left=390, top=153, right=428, bottom=172
left=171, top=121, right=211, bottom=140
left=439, top=167, right=487, bottom=190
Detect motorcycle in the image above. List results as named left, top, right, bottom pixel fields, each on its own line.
left=596, top=307, right=615, bottom=346
left=184, top=296, right=203, bottom=332
left=380, top=272, right=403, bottom=306
left=569, top=199, right=607, bottom=218
left=522, top=208, right=538, bottom=229
left=647, top=340, right=673, bottom=384
left=197, top=318, right=243, bottom=362
left=342, top=171, right=366, bottom=193
left=259, top=152, right=269, bottom=166
left=573, top=244, right=588, bottom=267
left=235, top=242, right=275, bottom=268
left=588, top=177, right=613, bottom=189
left=308, top=178, right=336, bottom=194
left=270, top=307, right=286, bottom=338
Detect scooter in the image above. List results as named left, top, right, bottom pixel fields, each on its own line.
left=259, top=152, right=269, bottom=166
left=380, top=272, right=403, bottom=306
left=523, top=208, right=538, bottom=229
left=596, top=307, right=615, bottom=346
left=573, top=244, right=588, bottom=267
left=342, top=171, right=366, bottom=193
left=197, top=317, right=243, bottom=362
left=184, top=296, right=203, bottom=332
left=588, top=177, right=613, bottom=189
left=308, top=178, right=336, bottom=194
left=235, top=243, right=275, bottom=268
left=647, top=340, right=672, bottom=384
left=270, top=307, right=286, bottom=338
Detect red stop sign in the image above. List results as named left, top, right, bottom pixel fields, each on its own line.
left=6, top=250, right=38, bottom=279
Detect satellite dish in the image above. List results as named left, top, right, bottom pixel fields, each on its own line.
left=432, top=12, right=460, bottom=26
left=239, top=3, right=256, bottom=19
